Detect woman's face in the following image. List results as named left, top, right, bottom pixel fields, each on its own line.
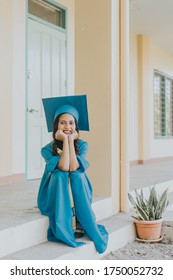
left=58, top=113, right=76, bottom=135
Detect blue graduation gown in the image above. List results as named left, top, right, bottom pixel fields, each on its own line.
left=37, top=139, right=108, bottom=254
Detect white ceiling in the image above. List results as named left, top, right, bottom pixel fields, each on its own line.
left=129, top=0, right=173, bottom=56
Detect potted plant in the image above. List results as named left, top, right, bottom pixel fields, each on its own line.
left=128, top=186, right=169, bottom=242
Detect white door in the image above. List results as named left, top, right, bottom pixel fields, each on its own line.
left=27, top=19, right=67, bottom=179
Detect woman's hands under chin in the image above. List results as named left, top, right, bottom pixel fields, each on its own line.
left=69, top=130, right=79, bottom=141
left=55, top=130, right=68, bottom=141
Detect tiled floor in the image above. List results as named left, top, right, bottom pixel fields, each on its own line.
left=130, top=159, right=173, bottom=190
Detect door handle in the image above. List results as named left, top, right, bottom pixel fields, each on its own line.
left=27, top=108, right=39, bottom=113
left=27, top=69, right=32, bottom=79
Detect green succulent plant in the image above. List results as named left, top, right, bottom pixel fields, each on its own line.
left=128, top=186, right=169, bottom=221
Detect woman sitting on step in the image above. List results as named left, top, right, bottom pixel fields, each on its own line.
left=37, top=95, right=109, bottom=254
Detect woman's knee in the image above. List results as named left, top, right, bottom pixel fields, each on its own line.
left=70, top=170, right=84, bottom=180
left=50, top=170, right=69, bottom=186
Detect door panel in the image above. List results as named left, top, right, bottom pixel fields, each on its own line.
left=27, top=19, right=66, bottom=179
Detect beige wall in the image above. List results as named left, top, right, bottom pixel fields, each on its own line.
left=74, top=0, right=120, bottom=206
left=0, top=1, right=13, bottom=176
left=75, top=0, right=114, bottom=196
left=138, top=35, right=152, bottom=161
left=129, top=34, right=173, bottom=161
left=12, top=0, right=26, bottom=174
left=129, top=33, right=138, bottom=161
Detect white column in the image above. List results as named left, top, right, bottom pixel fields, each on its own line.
left=120, top=0, right=129, bottom=212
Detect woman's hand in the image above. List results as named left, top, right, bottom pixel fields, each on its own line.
left=69, top=130, right=79, bottom=141
left=55, top=130, right=68, bottom=141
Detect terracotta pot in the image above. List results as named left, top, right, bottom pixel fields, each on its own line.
left=134, top=219, right=163, bottom=241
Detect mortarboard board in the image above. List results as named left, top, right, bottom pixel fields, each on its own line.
left=42, top=94, right=90, bottom=132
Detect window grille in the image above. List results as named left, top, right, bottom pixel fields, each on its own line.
left=154, top=71, right=173, bottom=138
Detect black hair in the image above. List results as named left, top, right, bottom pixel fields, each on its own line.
left=52, top=113, right=80, bottom=155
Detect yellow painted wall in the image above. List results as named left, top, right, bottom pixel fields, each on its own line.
left=129, top=33, right=138, bottom=161
left=0, top=1, right=13, bottom=176
left=129, top=34, right=173, bottom=161
left=75, top=0, right=112, bottom=195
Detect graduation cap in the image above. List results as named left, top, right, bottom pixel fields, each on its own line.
left=42, top=94, right=90, bottom=132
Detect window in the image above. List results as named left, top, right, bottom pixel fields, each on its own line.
left=154, top=71, right=173, bottom=138
left=28, top=0, right=66, bottom=29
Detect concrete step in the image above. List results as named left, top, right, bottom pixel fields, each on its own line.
left=1, top=213, right=136, bottom=260
left=0, top=180, right=113, bottom=258
left=129, top=179, right=173, bottom=195
left=1, top=179, right=173, bottom=260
